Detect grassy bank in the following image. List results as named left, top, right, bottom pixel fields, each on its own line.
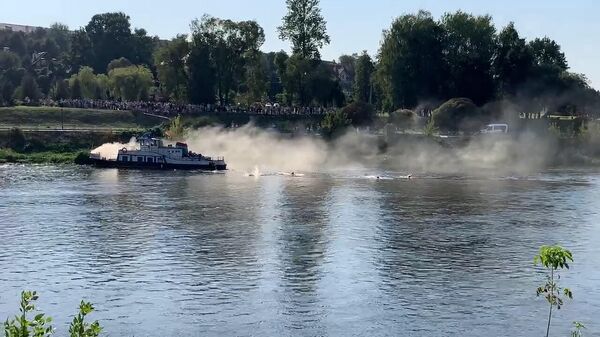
left=0, top=148, right=91, bottom=164
left=0, top=106, right=164, bottom=130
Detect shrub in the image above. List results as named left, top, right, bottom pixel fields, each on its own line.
left=321, top=110, right=351, bottom=138
left=339, top=101, right=375, bottom=126
left=389, top=109, right=417, bottom=130
left=3, top=291, right=101, bottom=337
left=7, top=127, right=26, bottom=151
left=432, top=97, right=483, bottom=133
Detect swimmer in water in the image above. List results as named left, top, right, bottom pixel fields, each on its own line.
left=291, top=172, right=295, bottom=176
left=376, top=176, right=380, bottom=180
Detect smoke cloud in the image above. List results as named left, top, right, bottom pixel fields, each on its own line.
left=91, top=138, right=139, bottom=160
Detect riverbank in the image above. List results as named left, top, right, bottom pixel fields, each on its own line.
left=0, top=148, right=91, bottom=164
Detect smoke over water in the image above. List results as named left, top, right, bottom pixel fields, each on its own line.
left=185, top=125, right=553, bottom=175
left=91, top=138, right=139, bottom=160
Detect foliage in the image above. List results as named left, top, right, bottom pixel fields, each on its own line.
left=432, top=98, right=482, bottom=133
left=188, top=15, right=265, bottom=105
left=321, top=109, right=350, bottom=138
left=493, top=22, right=533, bottom=96
left=534, top=245, right=574, bottom=337
left=3, top=291, right=101, bottom=337
left=423, top=117, right=438, bottom=137
left=14, top=75, right=41, bottom=102
left=108, top=65, right=154, bottom=101
left=339, top=101, right=375, bottom=126
left=389, top=109, right=417, bottom=130
left=165, top=115, right=185, bottom=140
left=571, top=322, right=585, bottom=337
left=68, top=301, right=102, bottom=337
left=7, top=127, right=26, bottom=151
left=3, top=291, right=53, bottom=337
left=69, top=67, right=106, bottom=99
left=354, top=51, right=374, bottom=103
left=154, top=35, right=189, bottom=102
left=278, top=0, right=330, bottom=59
left=107, top=57, right=133, bottom=73
left=376, top=11, right=445, bottom=110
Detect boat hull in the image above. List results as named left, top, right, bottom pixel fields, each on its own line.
left=91, top=158, right=226, bottom=171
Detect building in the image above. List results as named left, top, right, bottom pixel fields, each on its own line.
left=0, top=23, right=43, bottom=34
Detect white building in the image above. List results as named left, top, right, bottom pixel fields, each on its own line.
left=0, top=23, right=43, bottom=34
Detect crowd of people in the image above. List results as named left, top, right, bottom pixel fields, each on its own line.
left=44, top=99, right=335, bottom=117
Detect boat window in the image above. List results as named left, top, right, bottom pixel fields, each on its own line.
left=147, top=157, right=154, bottom=163
left=137, top=156, right=144, bottom=162
left=120, top=156, right=129, bottom=162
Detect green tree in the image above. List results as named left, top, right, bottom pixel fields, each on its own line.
left=431, top=97, right=482, bottom=133
left=69, top=66, right=100, bottom=99
left=189, top=15, right=265, bottom=105
left=529, top=37, right=568, bottom=70
left=14, top=74, right=41, bottom=102
left=108, top=65, right=154, bottom=101
left=534, top=245, right=574, bottom=337
left=155, top=35, right=190, bottom=102
left=321, top=109, right=350, bottom=138
left=339, top=101, right=374, bottom=126
left=442, top=11, right=496, bottom=105
left=130, top=28, right=157, bottom=66
left=69, top=29, right=94, bottom=72
left=51, top=79, right=70, bottom=99
left=493, top=22, right=534, bottom=96
left=278, top=0, right=330, bottom=60
left=85, top=12, right=133, bottom=72
left=71, top=77, right=82, bottom=99
left=376, top=11, right=445, bottom=110
left=354, top=51, right=374, bottom=103
left=243, top=51, right=269, bottom=104
left=107, top=57, right=133, bottom=73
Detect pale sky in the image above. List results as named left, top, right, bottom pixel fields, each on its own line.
left=3, top=0, right=599, bottom=87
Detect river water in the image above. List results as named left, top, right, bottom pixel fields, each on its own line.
left=0, top=164, right=599, bottom=337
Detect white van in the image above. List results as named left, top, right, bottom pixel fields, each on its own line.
left=480, top=124, right=509, bottom=134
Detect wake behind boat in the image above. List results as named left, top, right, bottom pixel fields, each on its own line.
left=90, top=136, right=226, bottom=170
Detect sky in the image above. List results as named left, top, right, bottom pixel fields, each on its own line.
left=3, top=0, right=600, bottom=87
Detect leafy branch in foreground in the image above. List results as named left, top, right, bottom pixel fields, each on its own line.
left=534, top=245, right=573, bottom=337
left=3, top=291, right=102, bottom=337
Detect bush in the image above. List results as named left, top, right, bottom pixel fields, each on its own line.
left=389, top=109, right=417, bottom=130
left=4, top=291, right=102, bottom=337
left=432, top=97, right=483, bottom=133
left=321, top=110, right=351, bottom=138
left=7, top=127, right=26, bottom=151
left=340, top=101, right=375, bottom=126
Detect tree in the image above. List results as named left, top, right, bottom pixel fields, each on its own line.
left=376, top=11, right=445, bottom=110
left=108, top=65, right=154, bottom=101
left=187, top=36, right=215, bottom=104
left=321, top=109, right=350, bottom=138
left=431, top=97, right=482, bottom=133
left=189, top=15, right=265, bottom=105
left=529, top=37, right=568, bottom=70
left=534, top=245, right=574, bottom=337
left=71, top=77, right=82, bottom=99
left=442, top=11, right=496, bottom=105
left=130, top=28, right=156, bottom=66
left=354, top=51, right=374, bottom=103
left=52, top=79, right=70, bottom=99
left=69, top=66, right=100, bottom=99
left=85, top=12, right=133, bottom=72
left=243, top=51, right=269, bottom=104
left=278, top=0, right=330, bottom=59
left=69, top=29, right=94, bottom=72
left=107, top=57, right=133, bottom=73
left=493, top=22, right=534, bottom=96
left=14, top=74, right=41, bottom=102
left=339, top=101, right=374, bottom=126
left=155, top=35, right=189, bottom=102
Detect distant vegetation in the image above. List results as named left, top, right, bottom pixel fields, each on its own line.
left=0, top=0, right=597, bottom=122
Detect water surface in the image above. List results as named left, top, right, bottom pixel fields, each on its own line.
left=0, top=164, right=599, bottom=336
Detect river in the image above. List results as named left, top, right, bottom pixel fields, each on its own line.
left=0, top=164, right=598, bottom=336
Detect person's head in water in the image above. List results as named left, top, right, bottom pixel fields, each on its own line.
left=291, top=172, right=295, bottom=176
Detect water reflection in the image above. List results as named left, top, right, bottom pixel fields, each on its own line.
left=0, top=166, right=599, bottom=336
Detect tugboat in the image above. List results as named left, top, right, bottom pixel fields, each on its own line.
left=90, top=137, right=226, bottom=170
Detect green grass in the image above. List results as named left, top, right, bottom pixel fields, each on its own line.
left=0, top=106, right=164, bottom=130
left=0, top=148, right=91, bottom=164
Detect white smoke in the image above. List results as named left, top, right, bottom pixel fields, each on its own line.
left=90, top=138, right=139, bottom=160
